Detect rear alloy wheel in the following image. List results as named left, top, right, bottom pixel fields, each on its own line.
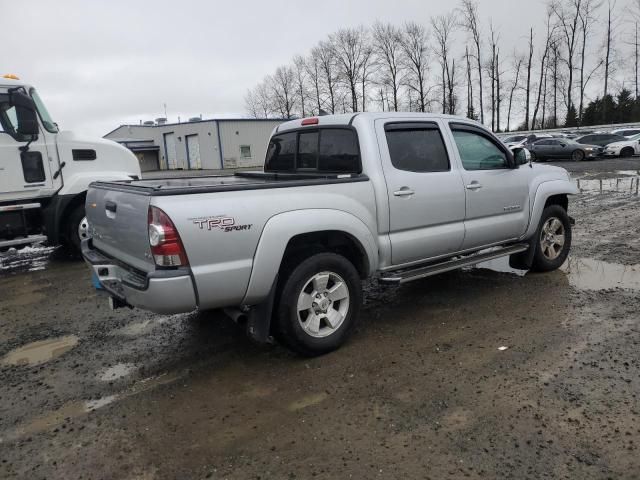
left=572, top=150, right=585, bottom=162
left=621, top=147, right=634, bottom=158
left=531, top=205, right=572, bottom=272
left=274, top=252, right=362, bottom=356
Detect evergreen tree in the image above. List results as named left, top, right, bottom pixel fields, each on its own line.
left=565, top=105, right=578, bottom=127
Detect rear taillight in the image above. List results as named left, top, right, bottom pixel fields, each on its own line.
left=147, top=206, right=188, bottom=267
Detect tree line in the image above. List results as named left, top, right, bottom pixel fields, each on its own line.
left=245, top=0, right=640, bottom=132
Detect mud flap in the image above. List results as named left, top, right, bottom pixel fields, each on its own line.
left=509, top=238, right=536, bottom=270
left=246, top=276, right=278, bottom=344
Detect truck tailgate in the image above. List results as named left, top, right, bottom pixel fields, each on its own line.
left=86, top=185, right=154, bottom=273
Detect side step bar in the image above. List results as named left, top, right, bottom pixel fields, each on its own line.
left=380, top=243, right=530, bottom=284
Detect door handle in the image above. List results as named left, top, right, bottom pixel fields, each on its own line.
left=393, top=188, right=415, bottom=197
left=465, top=182, right=483, bottom=191
left=105, top=201, right=117, bottom=213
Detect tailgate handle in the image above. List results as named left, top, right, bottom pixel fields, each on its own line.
left=105, top=201, right=117, bottom=213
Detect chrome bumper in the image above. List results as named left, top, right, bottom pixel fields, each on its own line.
left=82, top=240, right=197, bottom=314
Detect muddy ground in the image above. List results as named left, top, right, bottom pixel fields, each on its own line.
left=1, top=163, right=639, bottom=480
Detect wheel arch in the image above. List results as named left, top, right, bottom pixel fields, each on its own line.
left=241, top=209, right=378, bottom=305
left=523, top=180, right=578, bottom=240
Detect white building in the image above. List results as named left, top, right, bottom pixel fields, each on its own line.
left=104, top=118, right=285, bottom=171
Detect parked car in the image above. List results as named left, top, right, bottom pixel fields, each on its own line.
left=501, top=134, right=528, bottom=147
left=83, top=112, right=578, bottom=356
left=610, top=128, right=640, bottom=138
left=602, top=133, right=640, bottom=157
left=507, top=133, right=554, bottom=149
left=575, top=133, right=627, bottom=147
left=529, top=138, right=601, bottom=162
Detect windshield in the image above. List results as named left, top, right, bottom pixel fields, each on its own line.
left=628, top=133, right=640, bottom=141
left=30, top=88, right=58, bottom=133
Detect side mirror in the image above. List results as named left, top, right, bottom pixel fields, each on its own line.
left=9, top=90, right=39, bottom=137
left=512, top=147, right=531, bottom=166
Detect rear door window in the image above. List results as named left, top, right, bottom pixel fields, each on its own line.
left=385, top=123, right=449, bottom=172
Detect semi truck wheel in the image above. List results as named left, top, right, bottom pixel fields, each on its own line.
left=274, top=252, right=362, bottom=356
left=65, top=205, right=89, bottom=255
left=530, top=205, right=572, bottom=272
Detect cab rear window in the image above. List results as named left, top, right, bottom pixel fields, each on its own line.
left=265, top=128, right=360, bottom=173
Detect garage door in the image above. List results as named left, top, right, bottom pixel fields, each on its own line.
left=186, top=134, right=201, bottom=169
left=163, top=132, right=176, bottom=169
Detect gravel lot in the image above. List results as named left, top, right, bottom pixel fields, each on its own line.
left=1, top=161, right=639, bottom=479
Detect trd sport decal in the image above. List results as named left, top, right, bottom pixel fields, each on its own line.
left=190, top=216, right=253, bottom=232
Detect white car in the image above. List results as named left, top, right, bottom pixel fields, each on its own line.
left=602, top=133, right=640, bottom=158
left=610, top=128, right=640, bottom=139
left=504, top=133, right=554, bottom=149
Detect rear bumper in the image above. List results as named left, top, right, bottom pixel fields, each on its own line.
left=82, top=240, right=197, bottom=314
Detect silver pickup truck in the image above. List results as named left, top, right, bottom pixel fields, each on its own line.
left=83, top=113, right=578, bottom=356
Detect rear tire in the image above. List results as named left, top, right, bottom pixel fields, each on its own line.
left=530, top=205, right=572, bottom=272
left=621, top=147, right=634, bottom=158
left=530, top=151, right=538, bottom=162
left=65, top=205, right=89, bottom=256
left=274, top=252, right=362, bottom=357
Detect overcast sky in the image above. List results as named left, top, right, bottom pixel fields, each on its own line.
left=6, top=0, right=550, bottom=137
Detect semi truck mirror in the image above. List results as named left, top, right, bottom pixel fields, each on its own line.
left=9, top=90, right=39, bottom=137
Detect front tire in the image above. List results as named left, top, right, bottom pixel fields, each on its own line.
left=621, top=147, right=634, bottom=158
left=572, top=150, right=585, bottom=162
left=530, top=205, right=572, bottom=272
left=274, top=252, right=362, bottom=356
left=65, top=205, right=89, bottom=255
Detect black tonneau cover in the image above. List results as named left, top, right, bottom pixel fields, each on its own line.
left=90, top=171, right=369, bottom=196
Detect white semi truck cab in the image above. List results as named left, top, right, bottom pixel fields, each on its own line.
left=0, top=74, right=141, bottom=252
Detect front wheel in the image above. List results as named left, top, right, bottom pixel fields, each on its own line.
left=65, top=204, right=89, bottom=255
left=274, top=252, right=362, bottom=356
left=621, top=147, right=634, bottom=158
left=572, top=150, right=585, bottom=162
left=530, top=205, right=572, bottom=272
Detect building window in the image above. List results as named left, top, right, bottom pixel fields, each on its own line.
left=240, top=145, right=252, bottom=159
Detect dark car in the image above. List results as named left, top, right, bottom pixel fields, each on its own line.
left=528, top=138, right=601, bottom=162
left=574, top=133, right=627, bottom=147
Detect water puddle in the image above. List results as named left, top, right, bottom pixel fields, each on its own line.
left=575, top=176, right=639, bottom=195
left=85, top=395, right=119, bottom=411
left=99, top=363, right=137, bottom=381
left=1, top=335, right=79, bottom=366
left=0, top=244, right=57, bottom=275
left=561, top=257, right=640, bottom=291
left=475, top=255, right=639, bottom=292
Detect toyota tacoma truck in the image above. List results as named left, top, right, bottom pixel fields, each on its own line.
left=83, top=113, right=578, bottom=356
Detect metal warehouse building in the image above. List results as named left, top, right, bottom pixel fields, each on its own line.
left=104, top=118, right=285, bottom=172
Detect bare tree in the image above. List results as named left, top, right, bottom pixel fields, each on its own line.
left=305, top=52, right=323, bottom=115
left=550, top=0, right=582, bottom=120
left=459, top=0, right=485, bottom=123
left=293, top=55, right=308, bottom=117
left=506, top=54, right=524, bottom=131
left=314, top=41, right=338, bottom=114
left=332, top=27, right=369, bottom=112
left=360, top=42, right=375, bottom=111
left=270, top=66, right=297, bottom=118
left=525, top=28, right=534, bottom=129
left=432, top=13, right=458, bottom=115
left=244, top=89, right=261, bottom=118
left=603, top=0, right=617, bottom=98
left=465, top=46, right=475, bottom=118
left=577, top=0, right=600, bottom=122
left=373, top=22, right=404, bottom=112
left=400, top=22, right=430, bottom=112
left=533, top=10, right=556, bottom=129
